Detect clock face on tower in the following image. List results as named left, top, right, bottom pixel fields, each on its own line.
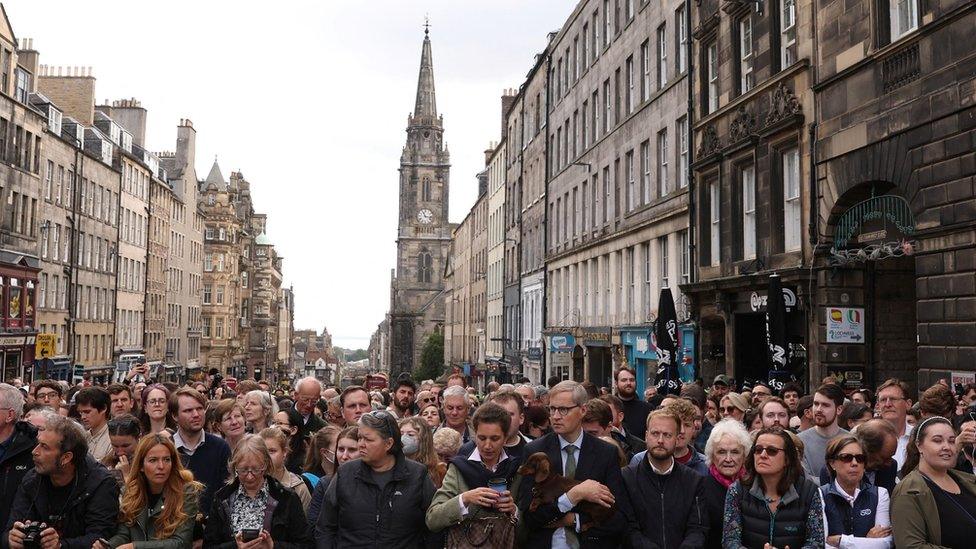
left=417, top=209, right=434, bottom=224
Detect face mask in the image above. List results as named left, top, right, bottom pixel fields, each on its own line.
left=401, top=434, right=419, bottom=455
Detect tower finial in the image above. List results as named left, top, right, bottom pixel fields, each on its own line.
left=424, top=15, right=430, bottom=36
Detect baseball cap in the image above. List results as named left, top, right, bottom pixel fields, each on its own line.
left=713, top=374, right=730, bottom=387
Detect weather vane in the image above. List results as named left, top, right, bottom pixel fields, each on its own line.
left=424, top=15, right=430, bottom=36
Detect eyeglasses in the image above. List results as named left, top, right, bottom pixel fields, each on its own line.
left=878, top=397, right=906, bottom=404
left=547, top=405, right=580, bottom=417
left=754, top=445, right=784, bottom=457
left=832, top=453, right=867, bottom=464
left=147, top=398, right=167, bottom=406
left=236, top=467, right=267, bottom=478
left=36, top=391, right=59, bottom=400
left=421, top=397, right=436, bottom=403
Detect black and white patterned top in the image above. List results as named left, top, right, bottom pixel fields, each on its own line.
left=230, top=482, right=269, bottom=533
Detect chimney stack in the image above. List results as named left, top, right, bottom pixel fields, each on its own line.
left=501, top=88, right=517, bottom=142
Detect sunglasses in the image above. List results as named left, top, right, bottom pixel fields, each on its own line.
left=832, top=453, right=867, bottom=464
left=720, top=406, right=740, bottom=413
left=754, top=445, right=784, bottom=457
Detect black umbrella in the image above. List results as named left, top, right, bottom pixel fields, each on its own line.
left=766, top=273, right=793, bottom=391
left=654, top=287, right=681, bottom=395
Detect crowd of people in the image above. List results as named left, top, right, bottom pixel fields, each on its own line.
left=1, top=367, right=975, bottom=548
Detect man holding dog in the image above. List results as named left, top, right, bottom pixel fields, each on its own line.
left=621, top=409, right=709, bottom=548
left=517, top=380, right=632, bottom=548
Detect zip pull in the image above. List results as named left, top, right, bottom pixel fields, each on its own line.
left=375, top=513, right=379, bottom=523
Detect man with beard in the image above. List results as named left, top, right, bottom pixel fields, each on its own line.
left=621, top=409, right=707, bottom=548
left=0, top=384, right=36, bottom=531
left=170, top=388, right=230, bottom=517
left=615, top=367, right=652, bottom=439
left=387, top=378, right=417, bottom=419
left=758, top=397, right=791, bottom=430
left=798, top=382, right=847, bottom=477
left=5, top=415, right=118, bottom=549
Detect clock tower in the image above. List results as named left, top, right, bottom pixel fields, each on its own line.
left=389, top=26, right=451, bottom=378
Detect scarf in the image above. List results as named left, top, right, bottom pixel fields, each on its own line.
left=709, top=463, right=743, bottom=489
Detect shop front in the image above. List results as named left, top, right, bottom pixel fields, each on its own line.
left=619, top=327, right=656, bottom=397
left=545, top=332, right=575, bottom=382
left=579, top=327, right=613, bottom=388
left=0, top=257, right=40, bottom=383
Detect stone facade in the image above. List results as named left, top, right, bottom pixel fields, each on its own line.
left=486, top=140, right=507, bottom=364
left=813, top=0, right=976, bottom=391
left=389, top=30, right=451, bottom=379
left=444, top=183, right=488, bottom=372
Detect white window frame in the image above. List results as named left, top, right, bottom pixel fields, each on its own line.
left=783, top=147, right=802, bottom=251
left=780, top=0, right=797, bottom=68
left=677, top=5, right=688, bottom=73
left=641, top=40, right=650, bottom=102
left=641, top=140, right=651, bottom=204
left=658, top=130, right=669, bottom=197
left=710, top=181, right=721, bottom=265
left=678, top=117, right=689, bottom=189
left=626, top=56, right=635, bottom=113
left=679, top=230, right=690, bottom=284
left=890, top=0, right=919, bottom=41
left=660, top=235, right=670, bottom=289
left=740, top=17, right=754, bottom=93
left=742, top=165, right=757, bottom=260
left=626, top=151, right=636, bottom=211
left=657, top=25, right=667, bottom=90
left=708, top=42, right=719, bottom=113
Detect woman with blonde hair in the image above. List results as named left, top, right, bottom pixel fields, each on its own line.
left=204, top=434, right=312, bottom=547
left=258, top=427, right=312, bottom=512
left=102, top=434, right=202, bottom=548
left=242, top=390, right=277, bottom=433
left=399, top=416, right=447, bottom=488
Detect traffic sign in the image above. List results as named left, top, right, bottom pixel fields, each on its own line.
left=35, top=334, right=56, bottom=358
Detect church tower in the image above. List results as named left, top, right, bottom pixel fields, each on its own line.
left=390, top=26, right=451, bottom=378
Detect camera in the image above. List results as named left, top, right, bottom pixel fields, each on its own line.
left=21, top=522, right=44, bottom=549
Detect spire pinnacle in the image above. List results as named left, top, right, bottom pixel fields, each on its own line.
left=414, top=23, right=437, bottom=118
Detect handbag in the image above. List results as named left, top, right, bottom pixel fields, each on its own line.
left=446, top=507, right=517, bottom=549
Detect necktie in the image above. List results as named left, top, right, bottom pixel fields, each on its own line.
left=564, top=445, right=579, bottom=549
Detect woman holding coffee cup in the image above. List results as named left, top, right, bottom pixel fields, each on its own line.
left=426, top=402, right=521, bottom=540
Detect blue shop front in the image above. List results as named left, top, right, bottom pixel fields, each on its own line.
left=619, top=327, right=656, bottom=397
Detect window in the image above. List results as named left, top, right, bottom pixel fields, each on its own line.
left=603, top=0, right=611, bottom=47
left=781, top=0, right=797, bottom=68
left=640, top=40, right=650, bottom=101
left=642, top=242, right=652, bottom=314
left=626, top=151, right=635, bottom=211
left=205, top=227, right=214, bottom=240
left=739, top=17, right=754, bottom=93
left=742, top=165, right=757, bottom=259
left=783, top=147, right=801, bottom=251
left=678, top=230, right=690, bottom=284
left=418, top=251, right=433, bottom=283
left=710, top=181, right=721, bottom=265
left=215, top=286, right=224, bottom=305
left=241, top=272, right=248, bottom=288
left=204, top=253, right=213, bottom=272
left=592, top=90, right=600, bottom=139
left=678, top=117, right=689, bottom=188
left=203, top=285, right=212, bottom=304
left=890, top=0, right=918, bottom=40
left=660, top=236, right=670, bottom=288
left=676, top=5, right=688, bottom=73
left=626, top=56, right=635, bottom=113
left=707, top=42, right=719, bottom=113
left=626, top=0, right=634, bottom=21
left=14, top=68, right=29, bottom=103
left=603, top=80, right=611, bottom=133
left=582, top=100, right=589, bottom=148
left=640, top=140, right=651, bottom=204
left=602, top=166, right=612, bottom=225
left=215, top=318, right=224, bottom=339
left=657, top=25, right=667, bottom=89
left=582, top=23, right=590, bottom=66
left=657, top=130, right=669, bottom=196
left=592, top=11, right=599, bottom=61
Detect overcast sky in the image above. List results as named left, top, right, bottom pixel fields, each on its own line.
left=7, top=0, right=576, bottom=349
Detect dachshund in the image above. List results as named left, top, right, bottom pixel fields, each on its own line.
left=516, top=451, right=615, bottom=530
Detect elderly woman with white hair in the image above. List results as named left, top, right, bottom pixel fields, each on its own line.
left=243, top=389, right=278, bottom=433
left=702, top=418, right=753, bottom=549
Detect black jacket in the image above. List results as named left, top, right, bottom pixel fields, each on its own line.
left=315, top=454, right=437, bottom=549
left=516, top=432, right=632, bottom=549
left=620, top=397, right=652, bottom=439
left=204, top=475, right=312, bottom=549
left=2, top=454, right=119, bottom=549
left=611, top=429, right=646, bottom=460
left=287, top=412, right=326, bottom=473
left=0, top=421, right=37, bottom=530
left=622, top=457, right=708, bottom=549
left=701, top=474, right=729, bottom=549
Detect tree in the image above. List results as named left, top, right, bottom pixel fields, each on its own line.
left=414, top=333, right=444, bottom=382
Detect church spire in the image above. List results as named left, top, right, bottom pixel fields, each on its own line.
left=414, top=23, right=437, bottom=118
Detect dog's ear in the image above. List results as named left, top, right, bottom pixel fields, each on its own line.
left=531, top=453, right=551, bottom=483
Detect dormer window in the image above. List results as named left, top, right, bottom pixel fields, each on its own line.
left=48, top=107, right=63, bottom=136
left=207, top=194, right=216, bottom=206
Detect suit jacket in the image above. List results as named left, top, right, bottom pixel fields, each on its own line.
left=516, top=431, right=632, bottom=548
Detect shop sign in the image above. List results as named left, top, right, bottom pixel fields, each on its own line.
left=580, top=327, right=612, bottom=347
left=549, top=334, right=575, bottom=353
left=527, top=347, right=542, bottom=360
left=951, top=371, right=976, bottom=387
left=0, top=335, right=27, bottom=346
left=750, top=288, right=797, bottom=312
left=826, top=307, right=865, bottom=343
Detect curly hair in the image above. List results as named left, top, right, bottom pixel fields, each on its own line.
left=120, top=435, right=202, bottom=540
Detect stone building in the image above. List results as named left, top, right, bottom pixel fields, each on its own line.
left=506, top=46, right=550, bottom=385
left=542, top=0, right=692, bottom=391
left=158, top=120, right=204, bottom=374
left=811, top=0, right=976, bottom=390
left=682, top=0, right=816, bottom=387
left=388, top=29, right=452, bottom=379
left=486, top=140, right=507, bottom=369
left=277, top=286, right=294, bottom=378
left=199, top=160, right=247, bottom=376
left=0, top=28, right=42, bottom=382
left=247, top=214, right=283, bottom=382
left=35, top=63, right=123, bottom=381
left=145, top=161, right=173, bottom=365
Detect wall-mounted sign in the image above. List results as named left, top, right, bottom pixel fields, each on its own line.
left=826, top=307, right=865, bottom=343
left=635, top=336, right=649, bottom=354
left=750, top=287, right=797, bottom=312
left=549, top=334, right=575, bottom=353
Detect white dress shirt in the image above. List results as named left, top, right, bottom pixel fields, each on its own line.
left=822, top=480, right=892, bottom=549
left=551, top=433, right=583, bottom=549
